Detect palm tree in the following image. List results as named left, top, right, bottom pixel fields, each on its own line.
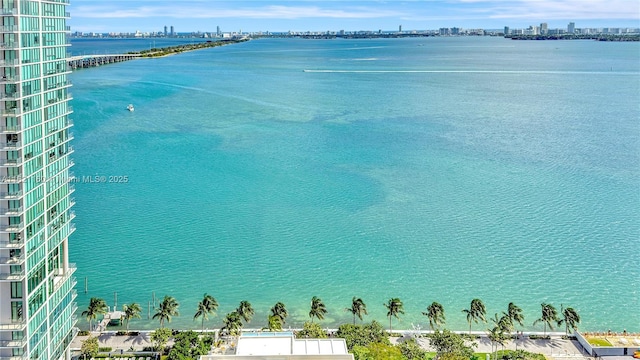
left=81, top=297, right=108, bottom=331
left=533, top=303, right=560, bottom=337
left=491, top=313, right=513, bottom=336
left=559, top=305, right=580, bottom=335
left=270, top=302, right=288, bottom=324
left=194, top=293, right=218, bottom=331
left=220, top=311, right=243, bottom=336
left=309, top=296, right=327, bottom=323
left=384, top=297, right=404, bottom=332
left=505, top=302, right=524, bottom=327
left=504, top=302, right=524, bottom=350
left=236, top=300, right=254, bottom=325
left=122, top=303, right=142, bottom=331
left=487, top=325, right=507, bottom=360
left=153, top=295, right=179, bottom=328
left=345, top=297, right=368, bottom=324
left=422, top=301, right=445, bottom=330
left=268, top=314, right=283, bottom=331
left=462, top=298, right=487, bottom=334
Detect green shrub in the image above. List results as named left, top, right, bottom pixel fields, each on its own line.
left=98, top=347, right=113, bottom=352
left=498, top=349, right=546, bottom=360
left=527, top=335, right=550, bottom=340
left=397, top=338, right=430, bottom=359
left=78, top=330, right=90, bottom=336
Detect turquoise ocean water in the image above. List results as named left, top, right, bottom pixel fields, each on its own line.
left=68, top=37, right=639, bottom=331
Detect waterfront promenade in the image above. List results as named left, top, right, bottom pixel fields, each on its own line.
left=71, top=331, right=589, bottom=359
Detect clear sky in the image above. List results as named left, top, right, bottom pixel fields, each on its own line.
left=68, top=0, right=640, bottom=34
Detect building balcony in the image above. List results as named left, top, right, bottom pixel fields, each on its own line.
left=0, top=175, right=22, bottom=184
left=0, top=334, right=27, bottom=348
left=0, top=207, right=24, bottom=216
left=1, top=141, right=21, bottom=149
left=0, top=269, right=25, bottom=281
left=0, top=353, right=29, bottom=360
left=0, top=237, right=23, bottom=249
left=0, top=125, right=21, bottom=133
left=0, top=25, right=18, bottom=33
left=0, top=191, right=23, bottom=200
left=0, top=42, right=18, bottom=50
left=0, top=59, right=19, bottom=67
left=52, top=266, right=76, bottom=294
left=0, top=158, right=22, bottom=167
left=0, top=253, right=24, bottom=266
left=0, top=91, right=21, bottom=100
left=0, top=75, right=18, bottom=83
left=0, top=223, right=24, bottom=232
left=45, top=79, right=72, bottom=91
left=1, top=108, right=20, bottom=116
left=0, top=9, right=18, bottom=16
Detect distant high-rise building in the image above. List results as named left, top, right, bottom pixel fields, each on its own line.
left=504, top=26, right=510, bottom=35
left=170, top=25, right=175, bottom=36
left=0, top=1, right=77, bottom=360
left=568, top=22, right=575, bottom=33
left=164, top=25, right=168, bottom=36
left=399, top=25, right=402, bottom=33
left=540, top=23, right=548, bottom=34
left=217, top=26, right=221, bottom=36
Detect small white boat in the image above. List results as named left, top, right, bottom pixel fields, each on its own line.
left=127, top=104, right=134, bottom=112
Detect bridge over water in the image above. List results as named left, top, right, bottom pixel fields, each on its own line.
left=68, top=53, right=141, bottom=69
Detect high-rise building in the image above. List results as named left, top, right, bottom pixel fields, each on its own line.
left=0, top=2, right=77, bottom=360
left=170, top=26, right=175, bottom=37
left=504, top=26, right=510, bottom=35
left=540, top=23, right=548, bottom=34
left=164, top=25, right=168, bottom=37
left=568, top=22, right=575, bottom=33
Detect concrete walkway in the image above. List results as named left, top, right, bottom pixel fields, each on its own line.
left=72, top=332, right=593, bottom=359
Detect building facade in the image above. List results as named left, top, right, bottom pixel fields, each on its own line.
left=0, top=1, right=77, bottom=360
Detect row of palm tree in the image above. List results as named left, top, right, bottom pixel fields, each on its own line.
left=81, top=296, right=579, bottom=335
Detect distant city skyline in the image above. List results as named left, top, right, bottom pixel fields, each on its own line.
left=69, top=0, right=640, bottom=33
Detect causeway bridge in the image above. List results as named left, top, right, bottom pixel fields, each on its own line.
left=67, top=53, right=141, bottom=69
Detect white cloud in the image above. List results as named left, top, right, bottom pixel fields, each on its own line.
left=72, top=4, right=406, bottom=20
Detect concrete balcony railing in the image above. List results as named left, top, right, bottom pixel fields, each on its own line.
left=0, top=125, right=22, bottom=133
left=0, top=175, right=22, bottom=184
left=0, top=353, right=29, bottom=360
left=1, top=141, right=21, bottom=150
left=0, top=223, right=24, bottom=232
left=0, top=158, right=22, bottom=167
left=0, top=191, right=23, bottom=200
left=0, top=207, right=24, bottom=215
left=0, top=9, right=18, bottom=16
left=0, top=238, right=23, bottom=248
left=0, top=334, right=27, bottom=348
left=0, top=25, right=19, bottom=33
left=0, top=59, right=19, bottom=67
left=0, top=42, right=19, bottom=50
left=0, top=269, right=25, bottom=281
left=0, top=253, right=25, bottom=265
